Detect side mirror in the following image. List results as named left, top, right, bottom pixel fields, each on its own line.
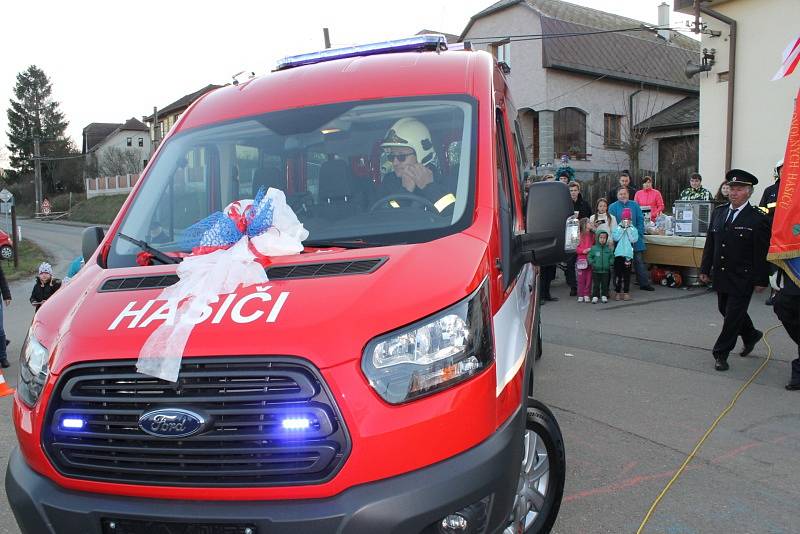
left=518, top=181, right=573, bottom=266
left=82, top=226, right=105, bottom=262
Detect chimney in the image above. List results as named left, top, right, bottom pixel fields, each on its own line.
left=658, top=2, right=671, bottom=41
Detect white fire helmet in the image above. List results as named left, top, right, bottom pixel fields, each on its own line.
left=774, top=158, right=783, bottom=179
left=381, top=118, right=436, bottom=166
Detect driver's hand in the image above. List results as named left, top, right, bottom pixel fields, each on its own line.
left=405, top=162, right=433, bottom=190
left=398, top=170, right=416, bottom=192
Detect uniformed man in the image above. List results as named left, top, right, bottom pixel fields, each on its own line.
left=700, top=169, right=770, bottom=371
left=771, top=266, right=800, bottom=390
left=759, top=159, right=782, bottom=305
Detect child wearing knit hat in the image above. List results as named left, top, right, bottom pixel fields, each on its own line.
left=611, top=208, right=639, bottom=301
left=30, top=262, right=61, bottom=311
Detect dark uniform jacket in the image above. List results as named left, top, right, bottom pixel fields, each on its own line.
left=759, top=180, right=779, bottom=221
left=701, top=203, right=770, bottom=296
left=0, top=265, right=10, bottom=301
left=375, top=168, right=456, bottom=215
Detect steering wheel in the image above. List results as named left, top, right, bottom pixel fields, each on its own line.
left=369, top=193, right=440, bottom=214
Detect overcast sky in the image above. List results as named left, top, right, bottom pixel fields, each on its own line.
left=0, top=0, right=697, bottom=168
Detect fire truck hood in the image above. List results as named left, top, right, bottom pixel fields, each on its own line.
left=42, top=233, right=490, bottom=374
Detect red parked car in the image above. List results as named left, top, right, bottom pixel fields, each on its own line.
left=7, top=36, right=572, bottom=534
left=0, top=229, right=13, bottom=260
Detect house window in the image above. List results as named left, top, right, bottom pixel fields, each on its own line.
left=554, top=107, right=587, bottom=160
left=492, top=41, right=511, bottom=68
left=604, top=114, right=623, bottom=148
left=138, top=137, right=144, bottom=147
left=126, top=137, right=132, bottom=147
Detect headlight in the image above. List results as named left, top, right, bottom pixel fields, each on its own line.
left=362, top=280, right=493, bottom=404
left=18, top=331, right=50, bottom=406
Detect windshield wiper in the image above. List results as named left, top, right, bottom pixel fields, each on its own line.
left=118, top=232, right=181, bottom=264
left=303, top=239, right=395, bottom=249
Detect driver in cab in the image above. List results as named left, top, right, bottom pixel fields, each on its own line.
left=375, top=118, right=456, bottom=215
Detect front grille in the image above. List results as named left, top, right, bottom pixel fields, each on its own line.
left=43, top=358, right=350, bottom=487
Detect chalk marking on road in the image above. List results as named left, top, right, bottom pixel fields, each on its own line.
left=635, top=324, right=783, bottom=534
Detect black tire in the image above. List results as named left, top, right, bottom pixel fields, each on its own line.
left=0, top=245, right=12, bottom=261
left=509, top=399, right=566, bottom=534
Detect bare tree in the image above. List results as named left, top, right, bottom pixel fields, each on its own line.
left=589, top=87, right=664, bottom=179
left=98, top=147, right=142, bottom=176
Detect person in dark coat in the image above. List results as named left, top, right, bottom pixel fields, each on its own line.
left=30, top=262, right=61, bottom=312
left=607, top=172, right=637, bottom=204
left=0, top=263, right=11, bottom=368
left=771, top=266, right=800, bottom=390
left=700, top=169, right=770, bottom=371
left=759, top=159, right=782, bottom=305
left=540, top=174, right=559, bottom=302
left=566, top=181, right=591, bottom=296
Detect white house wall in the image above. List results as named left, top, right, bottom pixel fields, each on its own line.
left=95, top=130, right=152, bottom=171
left=463, top=3, right=693, bottom=176
left=543, top=70, right=687, bottom=174
left=694, top=0, right=800, bottom=201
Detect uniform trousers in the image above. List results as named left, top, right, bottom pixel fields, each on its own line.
left=565, top=254, right=577, bottom=290
left=541, top=265, right=557, bottom=299
left=773, top=291, right=800, bottom=382
left=713, top=290, right=759, bottom=358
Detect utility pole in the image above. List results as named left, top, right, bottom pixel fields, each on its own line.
left=323, top=28, right=331, bottom=49
left=33, top=136, right=42, bottom=215
left=152, top=106, right=159, bottom=150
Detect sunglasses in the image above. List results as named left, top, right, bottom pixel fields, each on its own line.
left=385, top=152, right=413, bottom=162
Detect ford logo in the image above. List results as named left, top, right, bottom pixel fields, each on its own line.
left=138, top=408, right=205, bottom=438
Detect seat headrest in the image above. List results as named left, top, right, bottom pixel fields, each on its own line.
left=319, top=160, right=353, bottom=198
left=252, top=166, right=284, bottom=193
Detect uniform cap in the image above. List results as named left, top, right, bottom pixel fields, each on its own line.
left=724, top=168, right=758, bottom=187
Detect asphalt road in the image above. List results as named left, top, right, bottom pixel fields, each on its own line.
left=0, top=227, right=797, bottom=533
left=540, top=277, right=799, bottom=534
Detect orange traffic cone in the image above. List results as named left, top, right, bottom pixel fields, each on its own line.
left=0, top=368, right=14, bottom=397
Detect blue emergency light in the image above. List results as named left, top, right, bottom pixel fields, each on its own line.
left=281, top=417, right=312, bottom=431
left=61, top=417, right=86, bottom=430
left=275, top=35, right=448, bottom=71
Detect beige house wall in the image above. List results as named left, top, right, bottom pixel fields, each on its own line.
left=463, top=3, right=693, bottom=176
left=691, top=0, right=800, bottom=201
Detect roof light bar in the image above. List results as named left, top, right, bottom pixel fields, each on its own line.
left=275, top=35, right=448, bottom=71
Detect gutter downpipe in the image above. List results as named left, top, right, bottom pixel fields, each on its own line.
left=698, top=2, right=736, bottom=173
left=629, top=84, right=643, bottom=177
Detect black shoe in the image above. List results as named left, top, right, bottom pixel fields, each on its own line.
left=786, top=382, right=800, bottom=391
left=0, top=358, right=8, bottom=369
left=740, top=330, right=763, bottom=357
left=715, top=358, right=729, bottom=371
left=569, top=288, right=577, bottom=297
left=765, top=296, right=774, bottom=306
left=543, top=296, right=559, bottom=302
left=4, top=339, right=8, bottom=347
left=640, top=285, right=655, bottom=291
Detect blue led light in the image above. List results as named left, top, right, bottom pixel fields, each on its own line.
left=61, top=417, right=86, bottom=430
left=282, top=417, right=311, bottom=430
left=275, top=35, right=447, bottom=71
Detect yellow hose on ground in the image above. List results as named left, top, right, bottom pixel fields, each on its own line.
left=635, top=323, right=784, bottom=534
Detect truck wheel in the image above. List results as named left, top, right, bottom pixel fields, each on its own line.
left=505, top=400, right=565, bottom=534
left=0, top=245, right=12, bottom=261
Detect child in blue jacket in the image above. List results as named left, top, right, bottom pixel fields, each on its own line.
left=612, top=208, right=639, bottom=301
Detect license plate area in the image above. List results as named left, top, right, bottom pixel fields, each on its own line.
left=102, top=518, right=256, bottom=534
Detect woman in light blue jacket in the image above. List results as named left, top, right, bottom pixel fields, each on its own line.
left=612, top=207, right=639, bottom=301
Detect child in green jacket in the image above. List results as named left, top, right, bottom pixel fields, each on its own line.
left=588, top=229, right=614, bottom=303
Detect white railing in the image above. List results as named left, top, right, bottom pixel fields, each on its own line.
left=85, top=174, right=139, bottom=198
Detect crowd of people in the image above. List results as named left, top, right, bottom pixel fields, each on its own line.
left=540, top=171, right=657, bottom=304
left=535, top=162, right=798, bottom=390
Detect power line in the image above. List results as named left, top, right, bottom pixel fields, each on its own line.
left=466, top=25, right=699, bottom=44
